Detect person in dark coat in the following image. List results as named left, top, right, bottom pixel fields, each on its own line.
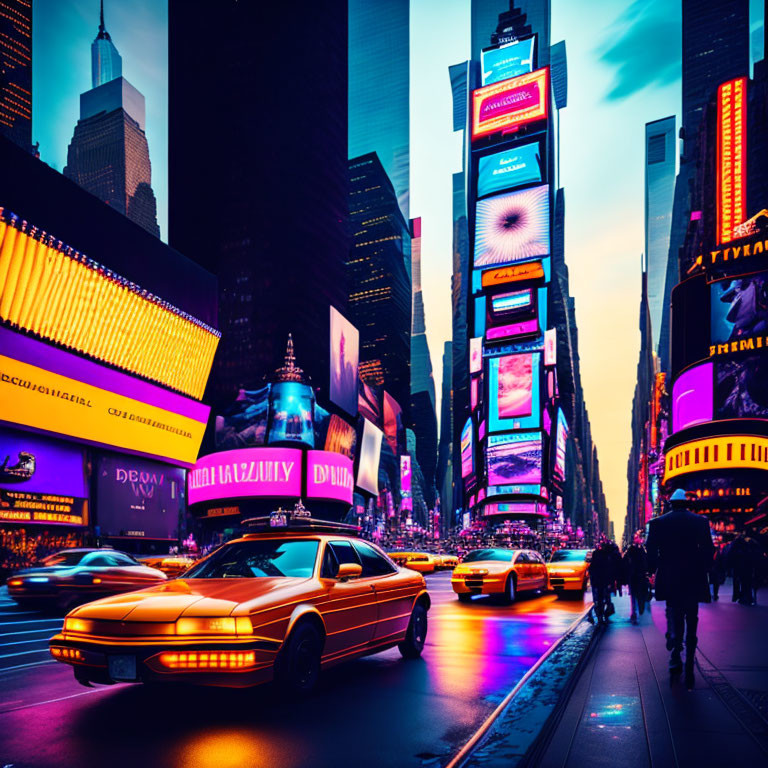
left=646, top=489, right=715, bottom=688
left=710, top=544, right=726, bottom=601
left=623, top=535, right=648, bottom=623
left=589, top=540, right=620, bottom=625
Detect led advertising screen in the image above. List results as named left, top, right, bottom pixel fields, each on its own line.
left=356, top=419, right=383, bottom=495
left=544, top=328, right=557, bottom=366
left=96, top=455, right=184, bottom=540
left=474, top=185, right=550, bottom=268
left=489, top=352, right=540, bottom=431
left=400, top=455, right=413, bottom=511
left=461, top=418, right=474, bottom=478
left=215, top=385, right=270, bottom=449
left=554, top=409, right=568, bottom=482
left=306, top=450, right=354, bottom=505
left=472, top=67, right=549, bottom=141
left=477, top=143, right=542, bottom=198
left=358, top=379, right=383, bottom=427
left=486, top=432, right=542, bottom=487
left=471, top=378, right=479, bottom=410
left=0, top=327, right=209, bottom=467
left=470, top=337, right=484, bottom=373
left=672, top=363, right=713, bottom=433
left=481, top=38, right=536, bottom=86
left=0, top=428, right=88, bottom=526
left=329, top=307, right=359, bottom=416
left=492, top=288, right=533, bottom=313
left=710, top=271, right=768, bottom=354
left=188, top=447, right=303, bottom=505
left=383, top=392, right=404, bottom=456
left=480, top=260, right=546, bottom=289
left=715, top=356, right=768, bottom=419
left=267, top=382, right=315, bottom=447
left=324, top=414, right=357, bottom=458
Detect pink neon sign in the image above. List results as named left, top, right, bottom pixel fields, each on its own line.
left=188, top=447, right=302, bottom=505
left=306, top=450, right=354, bottom=504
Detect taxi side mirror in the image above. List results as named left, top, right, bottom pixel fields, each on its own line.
left=336, top=563, right=362, bottom=581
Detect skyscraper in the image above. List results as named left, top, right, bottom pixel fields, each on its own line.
left=644, top=116, right=676, bottom=354
left=0, top=0, right=32, bottom=152
left=437, top=341, right=454, bottom=530
left=347, top=152, right=412, bottom=413
left=348, top=0, right=410, bottom=218
left=410, top=217, right=438, bottom=507
left=168, top=0, right=349, bottom=407
left=64, top=3, right=159, bottom=237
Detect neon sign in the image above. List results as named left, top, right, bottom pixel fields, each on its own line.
left=716, top=77, right=746, bottom=244
left=664, top=435, right=768, bottom=482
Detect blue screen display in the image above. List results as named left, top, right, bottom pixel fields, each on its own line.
left=481, top=38, right=536, bottom=85
left=492, top=289, right=533, bottom=314
left=477, top=143, right=542, bottom=198
left=267, top=382, right=315, bottom=447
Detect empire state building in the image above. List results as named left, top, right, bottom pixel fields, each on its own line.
left=64, top=1, right=160, bottom=237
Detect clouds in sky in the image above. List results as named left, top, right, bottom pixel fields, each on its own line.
left=598, top=0, right=681, bottom=100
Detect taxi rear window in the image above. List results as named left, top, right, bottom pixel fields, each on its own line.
left=185, top=539, right=319, bottom=579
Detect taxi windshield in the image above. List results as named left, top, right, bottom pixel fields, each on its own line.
left=463, top=549, right=515, bottom=563
left=42, top=551, right=90, bottom=567
left=550, top=550, right=590, bottom=563
left=185, top=539, right=319, bottom=579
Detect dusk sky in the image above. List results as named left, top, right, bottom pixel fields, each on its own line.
left=30, top=1, right=765, bottom=534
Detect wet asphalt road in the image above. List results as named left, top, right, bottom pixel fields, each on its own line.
left=0, top=573, right=588, bottom=768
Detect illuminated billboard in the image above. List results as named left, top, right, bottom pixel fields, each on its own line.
left=358, top=379, right=383, bottom=426
left=267, top=382, right=315, bottom=447
left=329, top=307, right=359, bottom=416
left=716, top=77, right=747, bottom=244
left=356, top=419, right=383, bottom=495
left=710, top=271, right=768, bottom=356
left=480, top=260, right=545, bottom=288
left=472, top=67, right=549, bottom=141
left=0, top=327, right=209, bottom=467
left=0, top=428, right=88, bottom=526
left=488, top=352, right=541, bottom=431
left=400, top=455, right=413, bottom=511
left=482, top=501, right=547, bottom=517
left=544, top=328, right=557, bottom=366
left=0, top=214, right=219, bottom=400
left=474, top=185, right=550, bottom=268
left=715, top=356, right=768, bottom=419
left=481, top=38, right=536, bottom=85
left=477, top=143, right=542, bottom=198
left=188, top=447, right=303, bottom=505
left=461, top=418, right=474, bottom=478
left=471, top=378, right=479, bottom=410
left=665, top=434, right=768, bottom=483
left=383, top=391, right=404, bottom=455
left=324, top=414, right=357, bottom=458
left=672, top=364, right=713, bottom=432
left=469, top=337, right=483, bottom=373
left=486, top=432, right=542, bottom=486
left=492, top=288, right=533, bottom=313
left=215, top=385, right=270, bottom=449
left=554, top=409, right=568, bottom=482
left=307, top=450, right=354, bottom=505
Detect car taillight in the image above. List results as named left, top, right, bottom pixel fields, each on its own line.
left=8, top=579, right=22, bottom=586
left=51, top=647, right=85, bottom=662
left=158, top=651, right=256, bottom=670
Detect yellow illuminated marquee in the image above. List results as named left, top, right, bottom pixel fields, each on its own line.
left=664, top=435, right=768, bottom=483
left=0, top=210, right=219, bottom=399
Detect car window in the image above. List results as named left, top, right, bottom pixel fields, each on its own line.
left=184, top=539, right=319, bottom=578
left=354, top=541, right=396, bottom=577
left=112, top=553, right=139, bottom=566
left=531, top=552, right=544, bottom=564
left=515, top=552, right=530, bottom=564
left=42, top=551, right=88, bottom=566
left=463, top=549, right=515, bottom=563
left=550, top=550, right=589, bottom=563
left=84, top=553, right=119, bottom=567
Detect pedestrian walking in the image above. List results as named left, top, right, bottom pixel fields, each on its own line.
left=623, top=535, right=648, bottom=623
left=646, top=489, right=715, bottom=688
left=726, top=534, right=755, bottom=605
left=588, top=540, right=620, bottom=625
left=710, top=544, right=726, bottom=601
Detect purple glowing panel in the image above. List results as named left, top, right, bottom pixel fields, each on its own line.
left=672, top=364, right=713, bottom=433
left=306, top=450, right=354, bottom=505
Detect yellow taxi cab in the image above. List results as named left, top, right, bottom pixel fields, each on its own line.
left=49, top=513, right=430, bottom=694
left=137, top=554, right=197, bottom=578
left=435, top=554, right=459, bottom=570
left=451, top=548, right=547, bottom=603
left=546, top=549, right=592, bottom=597
left=387, top=551, right=438, bottom=574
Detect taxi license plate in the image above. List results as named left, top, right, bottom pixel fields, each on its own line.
left=108, top=655, right=137, bottom=681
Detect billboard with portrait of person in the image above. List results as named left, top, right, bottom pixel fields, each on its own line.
left=474, top=185, right=550, bottom=268
left=329, top=307, right=359, bottom=416
left=710, top=270, right=768, bottom=354
left=486, top=432, right=542, bottom=487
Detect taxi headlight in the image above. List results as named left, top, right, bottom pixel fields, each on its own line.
left=64, top=617, right=92, bottom=633
left=175, top=617, right=253, bottom=636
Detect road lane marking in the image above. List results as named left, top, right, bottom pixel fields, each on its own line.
left=0, top=629, right=58, bottom=637
left=0, top=685, right=124, bottom=715
left=0, top=648, right=50, bottom=659
left=0, top=619, right=63, bottom=626
left=0, top=659, right=56, bottom=672
left=0, top=638, right=52, bottom=647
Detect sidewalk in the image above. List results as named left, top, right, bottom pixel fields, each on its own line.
left=538, top=582, right=768, bottom=767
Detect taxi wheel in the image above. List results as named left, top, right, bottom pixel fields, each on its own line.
left=276, top=622, right=322, bottom=694
left=399, top=603, right=428, bottom=659
left=457, top=593, right=472, bottom=603
left=505, top=575, right=517, bottom=604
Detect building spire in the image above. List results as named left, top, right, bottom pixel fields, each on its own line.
left=273, top=334, right=308, bottom=383
left=97, top=0, right=111, bottom=40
